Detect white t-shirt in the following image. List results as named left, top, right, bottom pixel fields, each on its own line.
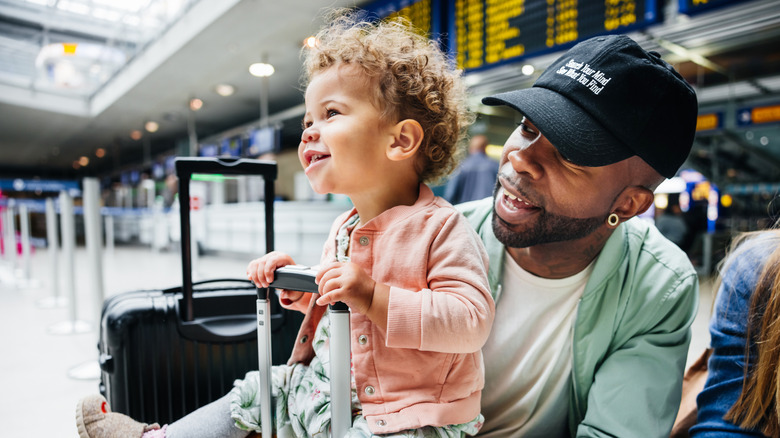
left=479, top=251, right=594, bottom=438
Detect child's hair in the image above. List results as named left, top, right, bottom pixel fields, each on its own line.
left=302, top=9, right=473, bottom=184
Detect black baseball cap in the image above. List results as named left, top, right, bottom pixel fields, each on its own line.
left=482, top=34, right=698, bottom=178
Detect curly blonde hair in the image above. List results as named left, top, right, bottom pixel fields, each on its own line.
left=302, top=10, right=473, bottom=184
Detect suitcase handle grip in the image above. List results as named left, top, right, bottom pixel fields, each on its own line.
left=161, top=278, right=254, bottom=294
left=176, top=157, right=277, bottom=322
left=267, top=266, right=348, bottom=311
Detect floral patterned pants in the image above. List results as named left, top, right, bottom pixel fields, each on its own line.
left=229, top=312, right=482, bottom=438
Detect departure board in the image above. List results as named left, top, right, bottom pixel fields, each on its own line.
left=678, top=0, right=752, bottom=16
left=451, top=0, right=660, bottom=71
left=363, top=0, right=442, bottom=36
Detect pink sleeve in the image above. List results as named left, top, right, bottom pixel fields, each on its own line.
left=385, top=213, right=494, bottom=354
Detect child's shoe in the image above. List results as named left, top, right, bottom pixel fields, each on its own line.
left=76, top=394, right=161, bottom=438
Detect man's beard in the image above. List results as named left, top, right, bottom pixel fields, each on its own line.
left=491, top=184, right=607, bottom=249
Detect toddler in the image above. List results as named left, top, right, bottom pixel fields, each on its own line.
left=77, top=10, right=494, bottom=438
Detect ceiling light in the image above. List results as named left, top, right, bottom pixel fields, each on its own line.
left=304, top=36, right=318, bottom=48
left=79, top=156, right=89, bottom=166
left=130, top=130, right=143, bottom=140
left=215, top=84, right=235, bottom=96
left=145, top=121, right=159, bottom=133
left=189, top=98, right=203, bottom=111
left=249, top=62, right=275, bottom=77
left=96, top=148, right=106, bottom=158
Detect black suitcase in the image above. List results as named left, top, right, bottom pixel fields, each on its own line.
left=97, top=157, right=304, bottom=425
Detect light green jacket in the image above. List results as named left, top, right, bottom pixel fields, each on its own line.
left=458, top=198, right=699, bottom=438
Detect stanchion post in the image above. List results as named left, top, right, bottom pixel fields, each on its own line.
left=18, top=203, right=32, bottom=284
left=4, top=204, right=15, bottom=263
left=38, top=197, right=64, bottom=308
left=49, top=190, right=90, bottom=335
left=83, top=177, right=105, bottom=323
left=104, top=215, right=114, bottom=254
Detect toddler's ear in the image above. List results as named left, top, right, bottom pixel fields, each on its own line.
left=387, top=119, right=423, bottom=161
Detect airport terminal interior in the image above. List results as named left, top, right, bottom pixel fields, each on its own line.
left=0, top=0, right=779, bottom=436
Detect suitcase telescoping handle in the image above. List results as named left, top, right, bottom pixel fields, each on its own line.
left=256, top=266, right=351, bottom=437
left=175, top=157, right=277, bottom=322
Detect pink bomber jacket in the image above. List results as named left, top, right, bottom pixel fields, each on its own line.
left=283, top=184, right=494, bottom=434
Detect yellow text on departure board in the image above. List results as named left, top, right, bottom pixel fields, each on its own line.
left=455, top=0, right=485, bottom=69
left=485, top=0, right=526, bottom=64
left=387, top=0, right=432, bottom=35
left=605, top=0, right=637, bottom=31
left=546, top=0, right=578, bottom=47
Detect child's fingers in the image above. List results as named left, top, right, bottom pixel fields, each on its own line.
left=246, top=251, right=294, bottom=288
left=315, top=268, right=345, bottom=306
left=315, top=287, right=339, bottom=306
left=260, top=251, right=293, bottom=285
left=315, top=261, right=340, bottom=286
left=246, top=259, right=264, bottom=286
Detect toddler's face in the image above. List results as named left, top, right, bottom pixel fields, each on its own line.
left=299, top=64, right=395, bottom=197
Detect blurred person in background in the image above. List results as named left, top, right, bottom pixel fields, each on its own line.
left=445, top=134, right=499, bottom=204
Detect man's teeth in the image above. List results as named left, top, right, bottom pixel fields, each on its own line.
left=503, top=189, right=532, bottom=206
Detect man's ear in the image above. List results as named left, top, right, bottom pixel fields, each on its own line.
left=612, top=186, right=655, bottom=220
left=387, top=119, right=424, bottom=162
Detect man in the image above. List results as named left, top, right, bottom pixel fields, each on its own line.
left=444, top=134, right=499, bottom=204
left=459, top=35, right=700, bottom=437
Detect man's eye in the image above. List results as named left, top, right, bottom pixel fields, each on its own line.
left=517, top=121, right=537, bottom=138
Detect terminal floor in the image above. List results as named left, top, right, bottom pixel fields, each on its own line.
left=0, top=245, right=714, bottom=437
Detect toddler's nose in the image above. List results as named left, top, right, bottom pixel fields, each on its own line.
left=301, top=125, right=318, bottom=143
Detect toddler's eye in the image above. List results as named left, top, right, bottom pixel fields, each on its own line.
left=326, top=109, right=340, bottom=118
left=302, top=119, right=312, bottom=129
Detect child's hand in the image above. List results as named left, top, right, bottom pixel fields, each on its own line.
left=315, top=261, right=376, bottom=314
left=246, top=251, right=295, bottom=288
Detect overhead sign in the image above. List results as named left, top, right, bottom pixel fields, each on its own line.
left=695, top=112, right=722, bottom=131
left=0, top=178, right=80, bottom=194
left=450, top=0, right=660, bottom=72
left=678, top=0, right=753, bottom=16
left=737, top=103, right=780, bottom=126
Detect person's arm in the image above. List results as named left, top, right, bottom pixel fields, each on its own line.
left=690, top=239, right=769, bottom=437
left=576, top=272, right=699, bottom=438
left=384, top=211, right=495, bottom=354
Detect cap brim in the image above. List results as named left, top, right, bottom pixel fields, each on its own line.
left=482, top=87, right=633, bottom=167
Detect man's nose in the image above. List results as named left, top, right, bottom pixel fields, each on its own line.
left=506, top=140, right=544, bottom=179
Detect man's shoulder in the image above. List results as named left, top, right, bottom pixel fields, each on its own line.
left=617, top=218, right=698, bottom=288
left=455, top=197, right=493, bottom=216
left=455, top=197, right=494, bottom=229
left=625, top=218, right=693, bottom=270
